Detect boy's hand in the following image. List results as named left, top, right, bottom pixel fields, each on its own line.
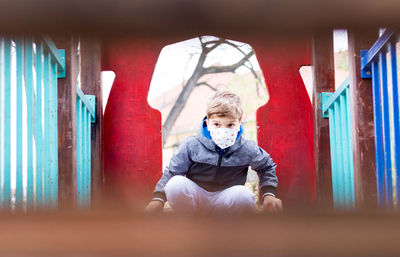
left=144, top=200, right=164, bottom=213
left=262, top=195, right=283, bottom=213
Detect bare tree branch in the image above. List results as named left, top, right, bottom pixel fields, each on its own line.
left=197, top=81, right=218, bottom=91
left=162, top=37, right=257, bottom=146
left=202, top=51, right=254, bottom=74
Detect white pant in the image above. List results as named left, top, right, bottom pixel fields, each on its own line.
left=164, top=175, right=256, bottom=215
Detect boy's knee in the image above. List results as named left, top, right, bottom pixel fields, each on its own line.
left=222, top=186, right=256, bottom=210
left=165, top=176, right=194, bottom=198
left=231, top=186, right=256, bottom=203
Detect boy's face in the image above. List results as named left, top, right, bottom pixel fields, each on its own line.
left=207, top=115, right=240, bottom=130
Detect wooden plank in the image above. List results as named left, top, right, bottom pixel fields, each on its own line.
left=1, top=211, right=400, bottom=257
left=311, top=31, right=335, bottom=209
left=347, top=29, right=378, bottom=209
left=0, top=0, right=399, bottom=36
left=54, top=36, right=78, bottom=209
left=80, top=37, right=103, bottom=208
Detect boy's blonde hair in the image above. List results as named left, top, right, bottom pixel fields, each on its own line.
left=206, top=91, right=243, bottom=120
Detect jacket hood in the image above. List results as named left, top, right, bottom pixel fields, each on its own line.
left=194, top=117, right=246, bottom=153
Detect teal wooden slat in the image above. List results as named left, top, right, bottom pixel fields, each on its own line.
left=83, top=105, right=87, bottom=206
left=25, top=38, right=34, bottom=209
left=43, top=51, right=51, bottom=207
left=50, top=61, right=58, bottom=208
left=83, top=106, right=87, bottom=206
left=323, top=77, right=350, bottom=112
left=77, top=98, right=82, bottom=207
left=334, top=101, right=345, bottom=206
left=42, top=36, right=65, bottom=76
left=0, top=37, right=3, bottom=208
left=35, top=41, right=44, bottom=208
left=76, top=86, right=95, bottom=118
left=0, top=37, right=4, bottom=208
left=87, top=110, right=91, bottom=206
left=328, top=107, right=339, bottom=205
left=339, top=94, right=350, bottom=207
left=3, top=38, right=11, bottom=209
left=345, top=87, right=355, bottom=207
left=16, top=37, right=24, bottom=209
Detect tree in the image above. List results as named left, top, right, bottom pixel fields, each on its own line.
left=162, top=36, right=261, bottom=146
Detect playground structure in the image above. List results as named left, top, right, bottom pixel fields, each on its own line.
left=0, top=1, right=399, bottom=212
left=2, top=1, right=400, bottom=256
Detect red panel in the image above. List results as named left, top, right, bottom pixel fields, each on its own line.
left=249, top=35, right=316, bottom=207
left=102, top=38, right=164, bottom=207
left=102, top=35, right=315, bottom=209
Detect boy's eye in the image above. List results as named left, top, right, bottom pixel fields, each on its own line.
left=228, top=124, right=234, bottom=127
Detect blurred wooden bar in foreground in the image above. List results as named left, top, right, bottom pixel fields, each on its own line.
left=0, top=211, right=400, bottom=257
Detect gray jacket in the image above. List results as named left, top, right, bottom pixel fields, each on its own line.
left=153, top=128, right=278, bottom=202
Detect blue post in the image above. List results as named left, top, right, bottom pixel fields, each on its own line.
left=371, top=61, right=385, bottom=207
left=388, top=40, right=400, bottom=206
left=378, top=51, right=393, bottom=207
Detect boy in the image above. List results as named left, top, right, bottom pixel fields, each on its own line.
left=145, top=91, right=282, bottom=214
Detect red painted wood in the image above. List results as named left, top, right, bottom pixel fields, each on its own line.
left=102, top=38, right=164, bottom=207
left=102, top=35, right=315, bottom=208
left=249, top=35, right=316, bottom=207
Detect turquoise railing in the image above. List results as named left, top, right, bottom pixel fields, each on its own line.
left=360, top=29, right=400, bottom=208
left=322, top=77, right=355, bottom=209
left=0, top=36, right=65, bottom=210
left=76, top=85, right=95, bottom=208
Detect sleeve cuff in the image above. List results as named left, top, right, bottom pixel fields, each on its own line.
left=262, top=192, right=276, bottom=199
left=260, top=185, right=277, bottom=196
left=153, top=191, right=167, bottom=202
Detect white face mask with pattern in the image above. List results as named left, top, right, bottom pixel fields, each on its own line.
left=209, top=126, right=240, bottom=149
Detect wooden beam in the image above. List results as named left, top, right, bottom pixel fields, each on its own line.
left=56, top=36, right=78, bottom=209
left=80, top=37, right=104, bottom=207
left=311, top=31, right=335, bottom=209
left=348, top=29, right=378, bottom=209
left=0, top=0, right=393, bottom=36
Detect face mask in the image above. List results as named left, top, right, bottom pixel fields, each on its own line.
left=209, top=126, right=239, bottom=149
